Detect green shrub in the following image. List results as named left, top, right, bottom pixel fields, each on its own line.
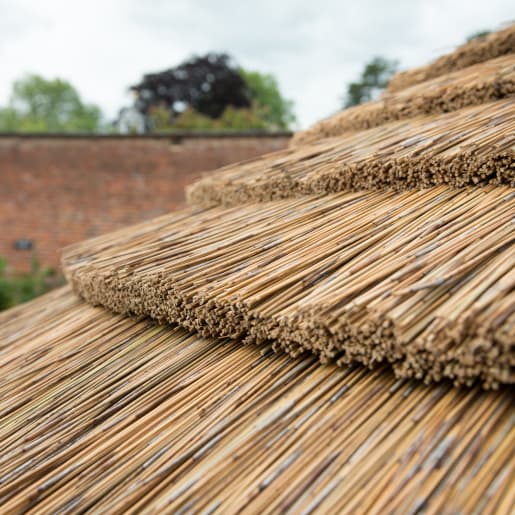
left=0, top=254, right=55, bottom=311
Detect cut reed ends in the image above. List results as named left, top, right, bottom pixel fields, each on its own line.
left=292, top=55, right=515, bottom=145
left=187, top=99, right=515, bottom=208
left=63, top=186, right=515, bottom=388
left=387, top=24, right=515, bottom=93
left=0, top=287, right=513, bottom=513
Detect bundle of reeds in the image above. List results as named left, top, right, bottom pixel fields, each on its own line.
left=63, top=185, right=515, bottom=388
left=0, top=287, right=513, bottom=513
left=292, top=54, right=515, bottom=145
left=187, top=99, right=515, bottom=207
left=387, top=24, right=515, bottom=93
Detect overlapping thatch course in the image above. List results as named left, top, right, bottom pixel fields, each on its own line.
left=188, top=99, right=515, bottom=207
left=387, top=24, right=515, bottom=92
left=0, top=287, right=513, bottom=513
left=63, top=185, right=514, bottom=388
left=292, top=53, right=515, bottom=145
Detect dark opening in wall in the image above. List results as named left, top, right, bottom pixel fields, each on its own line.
left=14, top=239, right=33, bottom=251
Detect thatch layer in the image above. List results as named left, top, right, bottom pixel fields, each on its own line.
left=0, top=287, right=513, bottom=513
left=387, top=24, right=515, bottom=92
left=292, top=55, right=515, bottom=145
left=63, top=186, right=515, bottom=388
left=187, top=99, right=515, bottom=208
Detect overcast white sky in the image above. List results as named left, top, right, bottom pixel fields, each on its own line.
left=1, top=0, right=513, bottom=128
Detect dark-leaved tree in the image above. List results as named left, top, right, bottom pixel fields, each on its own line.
left=131, top=53, right=251, bottom=120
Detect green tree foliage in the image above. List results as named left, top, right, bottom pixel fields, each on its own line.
left=0, top=74, right=103, bottom=132
left=240, top=69, right=296, bottom=129
left=342, top=57, right=398, bottom=108
left=148, top=104, right=269, bottom=131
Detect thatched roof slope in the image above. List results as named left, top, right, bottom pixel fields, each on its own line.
left=387, top=24, right=515, bottom=93
left=63, top=186, right=515, bottom=388
left=0, top=287, right=513, bottom=513
left=292, top=54, right=515, bottom=145
left=188, top=99, right=515, bottom=207
left=2, top=25, right=514, bottom=513
left=61, top=33, right=515, bottom=390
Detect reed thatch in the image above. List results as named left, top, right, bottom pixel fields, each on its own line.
left=387, top=24, right=515, bottom=93
left=187, top=99, right=515, bottom=207
left=2, top=26, right=515, bottom=513
left=292, top=54, right=515, bottom=145
left=0, top=287, right=513, bottom=513
left=63, top=185, right=515, bottom=388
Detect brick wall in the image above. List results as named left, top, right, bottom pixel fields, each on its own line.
left=0, top=133, right=290, bottom=273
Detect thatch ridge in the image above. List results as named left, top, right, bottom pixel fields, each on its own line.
left=387, top=24, right=515, bottom=93
left=0, top=287, right=513, bottom=512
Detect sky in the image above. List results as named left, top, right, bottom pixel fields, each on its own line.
left=1, top=0, right=513, bottom=129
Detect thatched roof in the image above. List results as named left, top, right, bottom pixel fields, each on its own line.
left=2, top=24, right=514, bottom=513
left=0, top=287, right=513, bottom=512
left=387, top=24, right=515, bottom=92
left=188, top=98, right=514, bottom=206
left=292, top=53, right=515, bottom=145
left=63, top=185, right=514, bottom=388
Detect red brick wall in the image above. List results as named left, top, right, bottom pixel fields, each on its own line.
left=0, top=134, right=290, bottom=273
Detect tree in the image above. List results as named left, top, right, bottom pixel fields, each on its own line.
left=342, top=57, right=398, bottom=108
left=240, top=70, right=295, bottom=129
left=0, top=74, right=103, bottom=132
left=131, top=53, right=250, bottom=121
left=131, top=53, right=296, bottom=131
